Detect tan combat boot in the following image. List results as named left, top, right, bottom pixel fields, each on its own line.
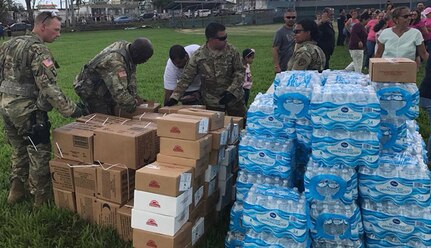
left=7, top=179, right=25, bottom=205
left=34, top=192, right=51, bottom=207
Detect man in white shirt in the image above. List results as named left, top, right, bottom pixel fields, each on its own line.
left=163, top=44, right=201, bottom=105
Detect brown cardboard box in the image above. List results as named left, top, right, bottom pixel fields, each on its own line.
left=369, top=58, right=417, bottom=83
left=202, top=190, right=219, bottom=216
left=117, top=200, right=133, bottom=242
left=157, top=114, right=209, bottom=140
left=204, top=178, right=218, bottom=199
left=209, top=146, right=226, bottom=165
left=49, top=158, right=79, bottom=192
left=73, top=166, right=97, bottom=196
left=76, top=193, right=96, bottom=223
left=133, top=112, right=167, bottom=122
left=224, top=116, right=244, bottom=130
left=53, top=188, right=76, bottom=212
left=177, top=108, right=225, bottom=131
left=133, top=222, right=192, bottom=248
left=191, top=217, right=205, bottom=247
left=158, top=105, right=206, bottom=114
left=52, top=122, right=97, bottom=164
left=156, top=154, right=209, bottom=179
left=94, top=198, right=121, bottom=228
left=121, top=121, right=160, bottom=157
left=76, top=113, right=130, bottom=126
left=114, top=102, right=161, bottom=118
left=135, top=162, right=193, bottom=197
left=189, top=174, right=205, bottom=213
left=189, top=198, right=204, bottom=224
left=159, top=135, right=212, bottom=160
left=94, top=124, right=155, bottom=169
left=209, top=127, right=229, bottom=150
left=96, top=165, right=135, bottom=205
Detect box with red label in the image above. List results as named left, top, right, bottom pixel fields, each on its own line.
left=52, top=122, right=97, bottom=164
left=134, top=188, right=192, bottom=217
left=49, top=158, right=79, bottom=192
left=94, top=124, right=155, bottom=169
left=156, top=153, right=208, bottom=179
left=94, top=198, right=120, bottom=228
left=133, top=222, right=192, bottom=248
left=135, top=162, right=193, bottom=197
left=158, top=105, right=206, bottom=114
left=177, top=108, right=225, bottom=131
left=133, top=112, right=167, bottom=122
left=73, top=166, right=97, bottom=196
left=96, top=165, right=135, bottom=205
left=114, top=102, right=161, bottom=118
left=157, top=114, right=209, bottom=140
left=76, top=193, right=96, bottom=223
left=76, top=113, right=130, bottom=126
left=117, top=200, right=133, bottom=242
left=131, top=207, right=189, bottom=236
left=53, top=188, right=76, bottom=212
left=159, top=135, right=212, bottom=160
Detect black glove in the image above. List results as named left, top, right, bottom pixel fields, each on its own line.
left=76, top=101, right=90, bottom=116
left=70, top=106, right=83, bottom=118
left=165, top=98, right=178, bottom=107
left=219, top=91, right=236, bottom=105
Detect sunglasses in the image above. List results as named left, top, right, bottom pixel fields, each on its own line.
left=285, top=16, right=296, bottom=19
left=215, top=35, right=227, bottom=41
left=293, top=29, right=306, bottom=34
left=42, top=11, right=58, bottom=23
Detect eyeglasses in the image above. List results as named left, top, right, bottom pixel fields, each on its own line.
left=285, top=16, right=296, bottom=19
left=293, top=29, right=306, bottom=34
left=215, top=35, right=227, bottom=41
left=41, top=11, right=58, bottom=24
left=400, top=14, right=412, bottom=19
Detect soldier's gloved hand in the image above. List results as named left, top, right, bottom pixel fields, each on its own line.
left=70, top=106, right=84, bottom=118
left=219, top=91, right=236, bottom=105
left=136, top=96, right=147, bottom=105
left=165, top=98, right=178, bottom=106
left=76, top=101, right=90, bottom=116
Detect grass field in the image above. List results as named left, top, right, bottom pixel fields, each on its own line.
left=0, top=24, right=429, bottom=247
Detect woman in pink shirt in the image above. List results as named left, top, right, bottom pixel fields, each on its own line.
left=410, top=9, right=429, bottom=43
left=423, top=7, right=431, bottom=52
left=365, top=10, right=384, bottom=68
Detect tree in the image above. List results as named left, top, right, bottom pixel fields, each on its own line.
left=0, top=0, right=13, bottom=24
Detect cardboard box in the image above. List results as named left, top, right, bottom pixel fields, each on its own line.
left=177, top=108, right=225, bottom=131
left=94, top=124, right=155, bottom=169
left=77, top=113, right=130, bottom=126
left=117, top=200, right=133, bottom=242
left=202, top=190, right=219, bottom=216
left=133, top=222, right=192, bottom=248
left=209, top=146, right=226, bottom=165
left=192, top=174, right=205, bottom=208
left=52, top=122, right=97, bottom=164
left=216, top=174, right=234, bottom=211
left=158, top=105, right=206, bottom=114
left=191, top=217, right=205, bottom=246
left=204, top=178, right=218, bottom=198
left=156, top=154, right=209, bottom=179
left=133, top=112, right=167, bottom=122
left=205, top=165, right=219, bottom=182
left=121, top=121, right=160, bottom=157
left=49, top=158, right=79, bottom=192
left=218, top=161, right=233, bottom=181
left=224, top=116, right=244, bottom=130
left=189, top=200, right=204, bottom=224
left=76, top=193, right=96, bottom=223
left=229, top=124, right=239, bottom=145
left=96, top=165, right=135, bottom=205
left=209, top=127, right=229, bottom=150
left=134, top=188, right=192, bottom=217
left=159, top=135, right=212, bottom=160
left=157, top=114, right=209, bottom=141
left=114, top=102, right=161, bottom=118
left=53, top=188, right=76, bottom=212
left=135, top=162, right=193, bottom=197
left=221, top=145, right=237, bottom=167
left=131, top=207, right=189, bottom=236
left=369, top=58, right=417, bottom=83
left=73, top=166, right=97, bottom=196
left=94, top=198, right=121, bottom=228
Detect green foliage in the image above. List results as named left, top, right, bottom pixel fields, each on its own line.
left=0, top=25, right=430, bottom=247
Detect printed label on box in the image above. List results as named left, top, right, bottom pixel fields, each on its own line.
left=199, top=118, right=209, bottom=134
left=179, top=173, right=192, bottom=191
left=195, top=186, right=204, bottom=206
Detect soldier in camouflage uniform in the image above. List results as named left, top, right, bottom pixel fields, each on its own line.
left=74, top=38, right=153, bottom=115
left=0, top=12, right=83, bottom=207
left=165, top=22, right=247, bottom=117
left=288, top=19, right=326, bottom=71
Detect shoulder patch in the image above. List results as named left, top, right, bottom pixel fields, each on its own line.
left=117, top=69, right=127, bottom=78
left=42, top=59, right=54, bottom=68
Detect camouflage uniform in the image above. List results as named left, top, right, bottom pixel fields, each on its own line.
left=0, top=33, right=78, bottom=196
left=287, top=41, right=326, bottom=71
left=74, top=41, right=138, bottom=115
left=170, top=43, right=247, bottom=117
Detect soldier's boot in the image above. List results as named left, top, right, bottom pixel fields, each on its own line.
left=7, top=179, right=26, bottom=205
left=34, top=192, right=51, bottom=208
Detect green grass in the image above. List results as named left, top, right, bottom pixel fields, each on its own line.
left=0, top=24, right=430, bottom=247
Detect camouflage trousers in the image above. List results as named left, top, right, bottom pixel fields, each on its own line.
left=0, top=110, right=52, bottom=196
left=82, top=97, right=115, bottom=115
left=205, top=97, right=247, bottom=118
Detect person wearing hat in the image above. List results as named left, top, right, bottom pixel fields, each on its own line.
left=423, top=7, right=431, bottom=52
left=242, top=48, right=255, bottom=106
left=73, top=38, right=153, bottom=115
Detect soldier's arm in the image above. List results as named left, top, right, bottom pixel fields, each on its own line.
left=227, top=50, right=245, bottom=99
left=171, top=54, right=198, bottom=101
left=128, top=70, right=138, bottom=97
left=290, top=49, right=312, bottom=71
left=31, top=45, right=77, bottom=117
left=99, top=54, right=136, bottom=112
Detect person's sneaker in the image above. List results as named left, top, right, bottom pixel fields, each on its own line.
left=7, top=179, right=26, bottom=205
left=34, top=192, right=51, bottom=207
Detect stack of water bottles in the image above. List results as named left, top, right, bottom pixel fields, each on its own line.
left=306, top=72, right=381, bottom=247
left=359, top=81, right=431, bottom=247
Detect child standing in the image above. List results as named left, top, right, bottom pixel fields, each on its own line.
left=242, top=48, right=255, bottom=106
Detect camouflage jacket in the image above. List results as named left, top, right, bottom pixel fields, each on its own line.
left=287, top=41, right=326, bottom=71
left=171, top=43, right=244, bottom=107
left=0, top=33, right=77, bottom=117
left=74, top=41, right=137, bottom=112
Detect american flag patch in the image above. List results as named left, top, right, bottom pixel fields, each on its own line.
left=118, top=70, right=127, bottom=78
left=42, top=59, right=54, bottom=68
